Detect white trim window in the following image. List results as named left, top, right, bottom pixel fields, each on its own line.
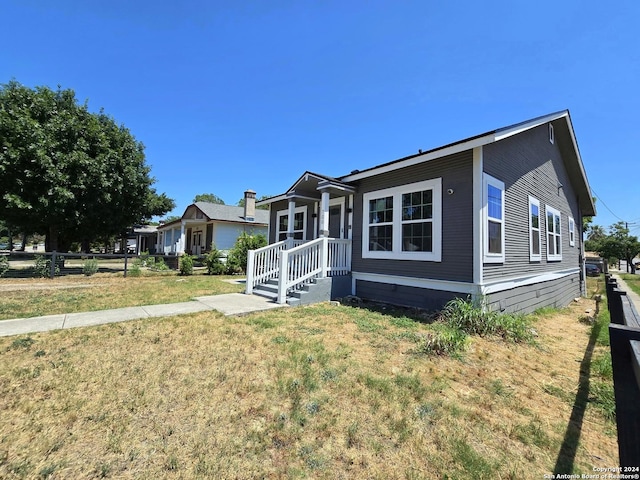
left=529, top=196, right=542, bottom=261
left=549, top=123, right=555, bottom=144
left=483, top=174, right=505, bottom=263
left=568, top=217, right=576, bottom=247
left=362, top=178, right=442, bottom=261
left=546, top=205, right=562, bottom=261
left=276, top=206, right=307, bottom=241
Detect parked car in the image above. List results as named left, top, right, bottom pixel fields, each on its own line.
left=585, top=264, right=601, bottom=277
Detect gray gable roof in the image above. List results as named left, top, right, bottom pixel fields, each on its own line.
left=192, top=202, right=269, bottom=225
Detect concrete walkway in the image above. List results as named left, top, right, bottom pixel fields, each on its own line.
left=0, top=293, right=287, bottom=338
left=611, top=273, right=640, bottom=313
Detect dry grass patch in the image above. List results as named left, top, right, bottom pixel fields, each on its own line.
left=0, top=296, right=617, bottom=479
left=0, top=274, right=244, bottom=320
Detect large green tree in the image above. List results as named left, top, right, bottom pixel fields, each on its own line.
left=596, top=222, right=640, bottom=273
left=193, top=193, right=225, bottom=204
left=0, top=80, right=174, bottom=251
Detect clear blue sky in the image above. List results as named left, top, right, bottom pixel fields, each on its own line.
left=2, top=1, right=638, bottom=233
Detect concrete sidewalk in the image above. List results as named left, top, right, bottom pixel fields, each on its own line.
left=611, top=273, right=640, bottom=313
left=0, top=293, right=287, bottom=338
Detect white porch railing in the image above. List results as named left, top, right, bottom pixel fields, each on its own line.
left=246, top=237, right=351, bottom=303
left=246, top=240, right=289, bottom=294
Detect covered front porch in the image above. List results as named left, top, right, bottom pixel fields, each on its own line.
left=246, top=172, right=355, bottom=304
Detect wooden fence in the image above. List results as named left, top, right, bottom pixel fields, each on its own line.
left=0, top=250, right=180, bottom=278
left=606, top=274, right=640, bottom=466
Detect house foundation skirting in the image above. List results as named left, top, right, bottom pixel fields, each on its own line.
left=351, top=269, right=582, bottom=314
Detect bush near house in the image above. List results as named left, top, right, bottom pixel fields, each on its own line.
left=0, top=255, right=8, bottom=277
left=227, top=232, right=267, bottom=273
left=179, top=254, right=194, bottom=276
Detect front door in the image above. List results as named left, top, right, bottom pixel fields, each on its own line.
left=328, top=198, right=344, bottom=239
left=193, top=231, right=203, bottom=255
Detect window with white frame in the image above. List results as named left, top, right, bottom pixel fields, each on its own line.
left=483, top=174, right=505, bottom=263
left=549, top=123, right=554, bottom=144
left=362, top=178, right=441, bottom=261
left=529, top=196, right=541, bottom=261
left=568, top=217, right=575, bottom=247
left=546, top=205, right=562, bottom=261
left=276, top=206, right=307, bottom=241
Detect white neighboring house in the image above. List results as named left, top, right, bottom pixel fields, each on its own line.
left=156, top=190, right=268, bottom=255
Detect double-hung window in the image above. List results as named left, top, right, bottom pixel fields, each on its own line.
left=568, top=217, right=576, bottom=247
left=362, top=178, right=442, bottom=261
left=276, top=207, right=307, bottom=241
left=529, top=196, right=541, bottom=261
left=546, top=205, right=562, bottom=261
left=483, top=175, right=505, bottom=263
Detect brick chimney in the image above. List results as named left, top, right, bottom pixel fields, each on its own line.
left=244, top=189, right=256, bottom=222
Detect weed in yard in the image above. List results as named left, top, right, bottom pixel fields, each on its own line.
left=511, top=417, right=551, bottom=448
left=82, top=258, right=99, bottom=276
left=10, top=336, right=35, bottom=350
left=412, top=323, right=468, bottom=356
left=450, top=436, right=497, bottom=479
left=489, top=378, right=513, bottom=399
left=39, top=464, right=56, bottom=478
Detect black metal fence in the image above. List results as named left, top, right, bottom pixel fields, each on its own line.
left=0, top=250, right=180, bottom=279
left=606, top=274, right=640, bottom=466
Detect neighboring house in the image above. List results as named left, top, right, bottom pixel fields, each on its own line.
left=157, top=190, right=268, bottom=255
left=247, top=110, right=596, bottom=313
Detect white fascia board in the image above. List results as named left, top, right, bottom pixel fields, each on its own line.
left=480, top=268, right=579, bottom=295
left=493, top=111, right=568, bottom=142
left=340, top=135, right=494, bottom=182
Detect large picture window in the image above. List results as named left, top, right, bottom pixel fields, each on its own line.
left=362, top=179, right=441, bottom=261
left=546, top=205, right=562, bottom=261
left=483, top=174, right=505, bottom=263
left=276, top=206, right=307, bottom=241
left=529, top=196, right=541, bottom=261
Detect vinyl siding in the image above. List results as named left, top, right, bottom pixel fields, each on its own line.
left=483, top=124, right=582, bottom=282
left=485, top=273, right=581, bottom=314
left=352, top=150, right=474, bottom=282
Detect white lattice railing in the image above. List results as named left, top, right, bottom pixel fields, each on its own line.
left=246, top=237, right=351, bottom=303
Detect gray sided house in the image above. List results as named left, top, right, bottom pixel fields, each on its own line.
left=157, top=190, right=268, bottom=255
left=246, top=111, right=596, bottom=313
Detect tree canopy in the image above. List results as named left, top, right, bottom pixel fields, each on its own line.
left=0, top=80, right=174, bottom=251
left=589, top=222, right=640, bottom=273
left=193, top=193, right=225, bottom=204
left=237, top=195, right=271, bottom=210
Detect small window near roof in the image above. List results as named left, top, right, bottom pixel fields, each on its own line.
left=549, top=124, right=554, bottom=144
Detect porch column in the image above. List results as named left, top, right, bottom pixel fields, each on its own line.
left=179, top=220, right=186, bottom=254
left=287, top=199, right=296, bottom=239
left=319, top=190, right=330, bottom=237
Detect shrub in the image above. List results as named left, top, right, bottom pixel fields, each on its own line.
left=227, top=232, right=267, bottom=273
left=205, top=246, right=226, bottom=275
left=33, top=255, right=61, bottom=278
left=152, top=256, right=169, bottom=271
left=128, top=263, right=141, bottom=277
left=440, top=297, right=534, bottom=343
left=0, top=255, right=8, bottom=277
left=82, top=258, right=99, bottom=276
left=179, top=254, right=194, bottom=276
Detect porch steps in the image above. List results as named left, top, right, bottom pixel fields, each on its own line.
left=252, top=278, right=332, bottom=307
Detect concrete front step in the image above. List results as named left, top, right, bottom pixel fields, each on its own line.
left=252, top=277, right=333, bottom=306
